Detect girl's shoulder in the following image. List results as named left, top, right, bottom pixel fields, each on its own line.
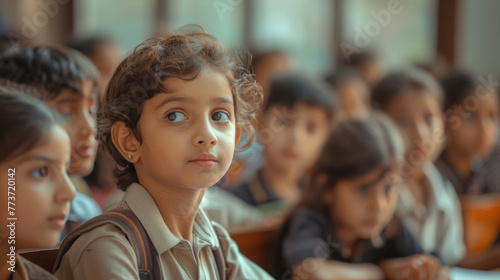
left=290, top=206, right=329, bottom=225
left=283, top=206, right=331, bottom=239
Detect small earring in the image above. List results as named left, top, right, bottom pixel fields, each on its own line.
left=128, top=154, right=132, bottom=159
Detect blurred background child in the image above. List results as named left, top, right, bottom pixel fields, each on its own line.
left=436, top=72, right=500, bottom=195
left=230, top=73, right=337, bottom=217
left=325, top=68, right=371, bottom=118
left=372, top=69, right=466, bottom=265
left=280, top=114, right=446, bottom=280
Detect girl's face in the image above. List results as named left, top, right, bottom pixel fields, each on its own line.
left=446, top=90, right=499, bottom=161
left=0, top=125, right=75, bottom=250
left=385, top=90, right=444, bottom=174
left=46, top=79, right=98, bottom=177
left=260, top=103, right=331, bottom=175
left=325, top=168, right=398, bottom=239
left=338, top=79, right=370, bottom=118
left=132, top=67, right=240, bottom=190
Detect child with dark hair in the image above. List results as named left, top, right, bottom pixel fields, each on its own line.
left=279, top=114, right=447, bottom=280
left=0, top=46, right=103, bottom=239
left=251, top=49, right=294, bottom=101
left=343, top=51, right=383, bottom=89
left=224, top=49, right=295, bottom=188
left=436, top=72, right=500, bottom=195
left=435, top=72, right=500, bottom=270
left=371, top=69, right=466, bottom=265
left=230, top=74, right=336, bottom=216
left=0, top=92, right=75, bottom=280
left=325, top=68, right=370, bottom=118
left=69, top=36, right=124, bottom=208
left=54, top=26, right=273, bottom=279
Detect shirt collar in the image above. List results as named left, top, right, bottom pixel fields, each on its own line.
left=123, top=183, right=220, bottom=255
left=423, top=163, right=454, bottom=211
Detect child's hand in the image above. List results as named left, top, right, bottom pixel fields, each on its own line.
left=379, top=254, right=445, bottom=280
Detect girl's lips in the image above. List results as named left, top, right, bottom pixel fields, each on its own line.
left=77, top=145, right=93, bottom=158
left=189, top=154, right=218, bottom=168
left=190, top=160, right=217, bottom=168
left=49, top=215, right=67, bottom=229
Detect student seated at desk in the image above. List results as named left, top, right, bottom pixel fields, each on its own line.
left=279, top=115, right=448, bottom=280
left=436, top=72, right=500, bottom=195
left=372, top=69, right=466, bottom=266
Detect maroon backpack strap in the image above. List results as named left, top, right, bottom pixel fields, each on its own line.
left=53, top=209, right=161, bottom=280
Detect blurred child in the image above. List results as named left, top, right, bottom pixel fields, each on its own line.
left=252, top=50, right=294, bottom=102
left=0, top=46, right=103, bottom=238
left=280, top=114, right=446, bottom=280
left=226, top=50, right=295, bottom=188
left=230, top=74, right=336, bottom=216
left=325, top=68, right=371, bottom=118
left=372, top=69, right=466, bottom=265
left=69, top=36, right=124, bottom=208
left=0, top=92, right=75, bottom=280
left=436, top=72, right=500, bottom=195
left=435, top=72, right=500, bottom=270
left=344, top=51, right=383, bottom=89
left=69, top=36, right=123, bottom=102
left=54, top=27, right=273, bottom=279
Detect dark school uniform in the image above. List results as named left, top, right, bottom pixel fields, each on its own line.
left=280, top=207, right=427, bottom=272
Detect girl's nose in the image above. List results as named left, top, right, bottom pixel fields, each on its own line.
left=193, top=118, right=218, bottom=147
left=55, top=172, right=76, bottom=204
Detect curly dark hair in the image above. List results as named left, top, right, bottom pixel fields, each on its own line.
left=98, top=26, right=263, bottom=190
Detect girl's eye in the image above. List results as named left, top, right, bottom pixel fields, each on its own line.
left=396, top=118, right=409, bottom=128
left=424, top=114, right=434, bottom=126
left=32, top=167, right=48, bottom=179
left=166, top=111, right=186, bottom=123
left=306, top=121, right=317, bottom=134
left=384, top=184, right=394, bottom=195
left=212, top=111, right=230, bottom=123
left=59, top=108, right=73, bottom=119
left=357, top=185, right=370, bottom=196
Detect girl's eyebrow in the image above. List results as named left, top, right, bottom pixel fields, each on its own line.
left=155, top=96, right=233, bottom=110
left=360, top=169, right=391, bottom=188
left=155, top=96, right=193, bottom=110
left=15, top=154, right=61, bottom=165
left=212, top=96, right=233, bottom=105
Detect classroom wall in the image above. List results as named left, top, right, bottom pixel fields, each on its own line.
left=456, top=0, right=500, bottom=76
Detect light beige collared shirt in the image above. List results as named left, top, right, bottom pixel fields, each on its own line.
left=54, top=183, right=273, bottom=280
left=396, top=163, right=466, bottom=265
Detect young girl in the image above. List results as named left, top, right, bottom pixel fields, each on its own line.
left=280, top=114, right=446, bottom=280
left=436, top=72, right=500, bottom=195
left=371, top=69, right=466, bottom=266
left=0, top=92, right=76, bottom=280
left=54, top=27, right=273, bottom=279
left=325, top=68, right=371, bottom=118
left=435, top=72, right=500, bottom=270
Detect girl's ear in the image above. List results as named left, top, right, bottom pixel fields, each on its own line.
left=111, top=121, right=141, bottom=162
left=235, top=123, right=242, bottom=146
